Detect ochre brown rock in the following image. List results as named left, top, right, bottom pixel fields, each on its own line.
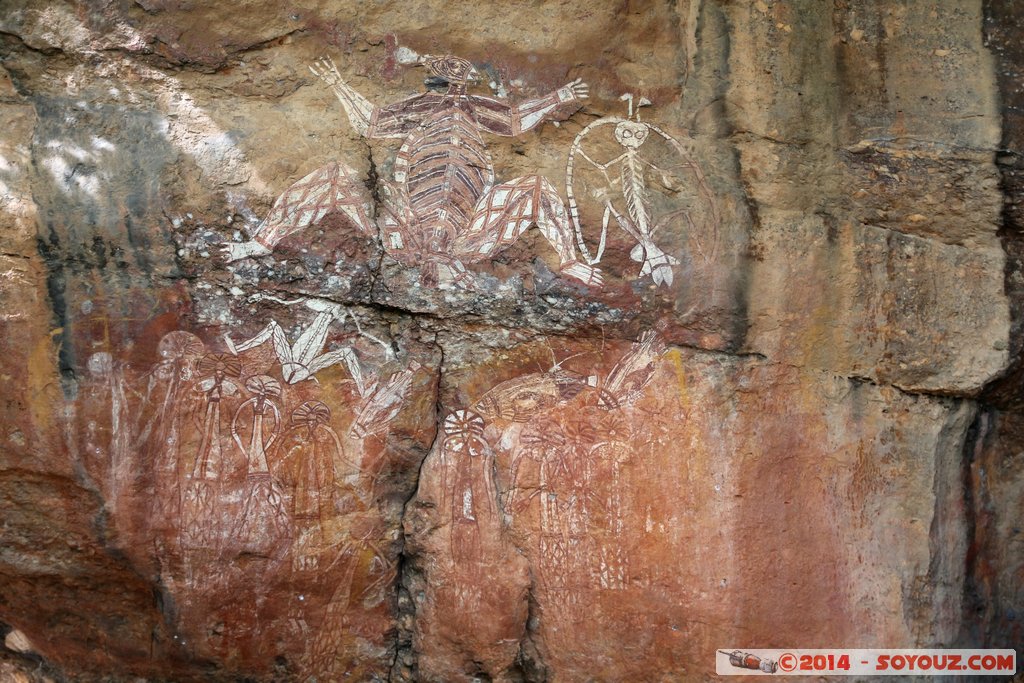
left=0, top=0, right=1021, bottom=680
left=402, top=335, right=974, bottom=681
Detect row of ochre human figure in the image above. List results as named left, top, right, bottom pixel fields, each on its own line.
left=77, top=322, right=417, bottom=673
left=81, top=327, right=414, bottom=564
left=438, top=331, right=667, bottom=612
left=76, top=319, right=668, bottom=671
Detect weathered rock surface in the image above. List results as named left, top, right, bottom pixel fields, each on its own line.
left=403, top=336, right=974, bottom=680
left=0, top=0, right=1020, bottom=680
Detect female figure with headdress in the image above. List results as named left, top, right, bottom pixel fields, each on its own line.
left=230, top=375, right=289, bottom=555
left=272, top=400, right=352, bottom=570
left=181, top=353, right=241, bottom=550
left=441, top=409, right=495, bottom=565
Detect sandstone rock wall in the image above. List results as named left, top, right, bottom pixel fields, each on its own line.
left=0, top=1, right=1019, bottom=680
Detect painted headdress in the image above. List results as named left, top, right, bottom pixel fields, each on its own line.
left=422, top=55, right=478, bottom=84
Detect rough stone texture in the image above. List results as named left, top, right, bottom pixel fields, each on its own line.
left=959, top=0, right=1024, bottom=659
left=403, top=337, right=975, bottom=681
left=0, top=0, right=1020, bottom=680
left=732, top=1, right=1008, bottom=394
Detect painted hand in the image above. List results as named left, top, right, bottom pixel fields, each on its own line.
left=308, top=56, right=343, bottom=86
left=557, top=77, right=590, bottom=103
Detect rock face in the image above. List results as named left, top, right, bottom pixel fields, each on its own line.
left=0, top=0, right=1020, bottom=680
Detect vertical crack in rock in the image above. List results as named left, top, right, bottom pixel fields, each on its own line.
left=705, top=2, right=758, bottom=353
left=957, top=407, right=994, bottom=646
left=978, top=0, right=1024, bottom=401
left=963, top=0, right=1024, bottom=652
left=389, top=334, right=444, bottom=682
left=364, top=139, right=389, bottom=302
left=912, top=400, right=975, bottom=645
left=513, top=567, right=549, bottom=683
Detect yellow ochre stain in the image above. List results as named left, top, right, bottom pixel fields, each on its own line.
left=666, top=347, right=688, bottom=402
left=27, top=328, right=63, bottom=436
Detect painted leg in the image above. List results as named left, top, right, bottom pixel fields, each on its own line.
left=292, top=312, right=335, bottom=367
left=377, top=178, right=418, bottom=256
left=454, top=175, right=603, bottom=286
left=221, top=162, right=376, bottom=262
left=610, top=204, right=680, bottom=287
left=306, top=347, right=365, bottom=394
left=224, top=320, right=294, bottom=363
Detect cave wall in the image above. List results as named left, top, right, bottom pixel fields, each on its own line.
left=0, top=0, right=1019, bottom=680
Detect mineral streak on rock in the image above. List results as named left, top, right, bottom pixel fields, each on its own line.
left=0, top=0, right=1020, bottom=680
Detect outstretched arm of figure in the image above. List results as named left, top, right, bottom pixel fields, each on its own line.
left=580, top=149, right=628, bottom=174
left=630, top=155, right=686, bottom=194
left=307, top=347, right=366, bottom=396
left=473, top=79, right=589, bottom=137
left=224, top=320, right=295, bottom=364
left=515, top=78, right=588, bottom=134
left=309, top=57, right=375, bottom=137
left=347, top=309, right=395, bottom=360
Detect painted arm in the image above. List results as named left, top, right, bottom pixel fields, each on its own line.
left=473, top=78, right=589, bottom=136
left=516, top=78, right=589, bottom=133
left=309, top=57, right=427, bottom=139
left=309, top=57, right=375, bottom=136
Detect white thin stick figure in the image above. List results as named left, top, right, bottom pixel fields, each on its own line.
left=566, top=93, right=720, bottom=286
left=223, top=294, right=391, bottom=387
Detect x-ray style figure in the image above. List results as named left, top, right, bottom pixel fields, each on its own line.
left=495, top=331, right=664, bottom=513
left=223, top=294, right=390, bottom=387
left=596, top=329, right=665, bottom=410
left=181, top=353, right=242, bottom=550
left=566, top=94, right=719, bottom=286
left=274, top=401, right=350, bottom=546
left=438, top=349, right=601, bottom=562
left=348, top=360, right=421, bottom=440
left=440, top=352, right=594, bottom=498
left=230, top=375, right=291, bottom=553
left=221, top=54, right=602, bottom=287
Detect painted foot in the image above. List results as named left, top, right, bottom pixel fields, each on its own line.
left=560, top=260, right=604, bottom=287
left=631, top=242, right=679, bottom=287
left=220, top=240, right=271, bottom=262
left=441, top=259, right=478, bottom=289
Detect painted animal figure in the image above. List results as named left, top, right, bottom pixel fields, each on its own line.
left=222, top=54, right=602, bottom=287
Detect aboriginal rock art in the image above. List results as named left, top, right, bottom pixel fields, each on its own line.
left=438, top=332, right=666, bottom=589
left=350, top=360, right=421, bottom=439
left=76, top=321, right=422, bottom=677
left=567, top=94, right=720, bottom=286
left=230, top=374, right=291, bottom=555
left=221, top=54, right=602, bottom=287
left=415, top=332, right=699, bottom=675
left=224, top=293, right=391, bottom=387
left=182, top=353, right=243, bottom=550
left=273, top=400, right=350, bottom=565
left=439, top=351, right=597, bottom=559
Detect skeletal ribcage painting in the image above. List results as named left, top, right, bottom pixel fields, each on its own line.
left=73, top=324, right=433, bottom=679
left=566, top=117, right=721, bottom=288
